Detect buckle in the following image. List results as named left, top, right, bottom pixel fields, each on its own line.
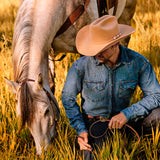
left=99, top=117, right=109, bottom=122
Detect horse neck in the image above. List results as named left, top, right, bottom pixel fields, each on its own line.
left=28, top=51, right=50, bottom=90
left=13, top=0, right=50, bottom=89
left=27, top=0, right=76, bottom=88
left=12, top=0, right=34, bottom=83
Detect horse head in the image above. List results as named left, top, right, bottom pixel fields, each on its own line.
left=5, top=74, right=60, bottom=155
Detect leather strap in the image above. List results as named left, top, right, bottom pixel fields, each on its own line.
left=106, top=0, right=119, bottom=15
left=55, top=0, right=90, bottom=37
left=97, top=0, right=119, bottom=17
left=55, top=0, right=119, bottom=38
left=83, top=113, right=109, bottom=121
left=89, top=119, right=141, bottom=143
left=112, top=0, right=118, bottom=16
left=19, top=79, right=35, bottom=86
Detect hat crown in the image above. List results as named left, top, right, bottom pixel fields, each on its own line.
left=89, top=16, right=120, bottom=44
left=76, top=15, right=135, bottom=56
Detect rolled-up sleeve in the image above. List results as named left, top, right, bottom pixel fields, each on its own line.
left=62, top=62, right=88, bottom=135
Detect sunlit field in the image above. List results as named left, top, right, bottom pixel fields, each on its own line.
left=0, top=0, right=160, bottom=159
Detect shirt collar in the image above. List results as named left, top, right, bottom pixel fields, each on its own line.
left=119, top=44, right=130, bottom=65
left=93, top=56, right=100, bottom=65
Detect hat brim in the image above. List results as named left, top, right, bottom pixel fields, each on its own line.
left=76, top=24, right=135, bottom=56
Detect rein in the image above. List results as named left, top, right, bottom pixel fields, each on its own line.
left=18, top=79, right=59, bottom=123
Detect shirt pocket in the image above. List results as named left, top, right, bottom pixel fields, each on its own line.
left=83, top=81, right=105, bottom=102
left=119, top=80, right=137, bottom=99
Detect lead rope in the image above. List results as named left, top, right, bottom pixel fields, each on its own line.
left=89, top=119, right=140, bottom=140
left=70, top=119, right=141, bottom=147
left=89, top=119, right=141, bottom=149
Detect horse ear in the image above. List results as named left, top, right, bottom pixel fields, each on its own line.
left=4, top=77, right=19, bottom=94
left=35, top=73, right=44, bottom=90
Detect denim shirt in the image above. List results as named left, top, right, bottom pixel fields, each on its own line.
left=62, top=45, right=160, bottom=135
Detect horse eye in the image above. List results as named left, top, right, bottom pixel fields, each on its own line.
left=44, top=108, right=50, bottom=116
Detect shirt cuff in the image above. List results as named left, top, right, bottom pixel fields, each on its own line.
left=121, top=107, right=136, bottom=121
left=77, top=128, right=88, bottom=135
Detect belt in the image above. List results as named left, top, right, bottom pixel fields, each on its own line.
left=83, top=113, right=109, bottom=121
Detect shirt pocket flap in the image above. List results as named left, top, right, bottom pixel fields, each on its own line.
left=120, top=80, right=137, bottom=90
left=119, top=80, right=138, bottom=98
left=83, top=81, right=106, bottom=102
left=85, top=81, right=105, bottom=91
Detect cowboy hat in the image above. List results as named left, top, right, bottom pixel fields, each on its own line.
left=76, top=15, right=135, bottom=56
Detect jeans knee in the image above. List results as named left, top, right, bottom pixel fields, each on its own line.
left=143, top=108, right=160, bottom=124
left=142, top=108, right=160, bottom=134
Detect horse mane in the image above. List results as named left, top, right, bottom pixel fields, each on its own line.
left=12, top=1, right=34, bottom=82
left=20, top=82, right=35, bottom=127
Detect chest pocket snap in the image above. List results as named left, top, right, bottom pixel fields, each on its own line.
left=83, top=81, right=105, bottom=102
left=119, top=80, right=138, bottom=99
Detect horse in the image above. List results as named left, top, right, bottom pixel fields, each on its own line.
left=5, top=0, right=136, bottom=155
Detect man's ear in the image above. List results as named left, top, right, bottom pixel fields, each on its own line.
left=4, top=77, right=19, bottom=94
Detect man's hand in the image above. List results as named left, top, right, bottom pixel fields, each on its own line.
left=108, top=112, right=127, bottom=129
left=78, top=131, right=92, bottom=151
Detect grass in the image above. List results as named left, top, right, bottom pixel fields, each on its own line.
left=0, top=0, right=160, bottom=159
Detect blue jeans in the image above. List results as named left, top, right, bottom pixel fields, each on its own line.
left=81, top=107, right=160, bottom=160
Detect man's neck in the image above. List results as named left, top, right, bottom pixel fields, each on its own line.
left=106, top=46, right=120, bottom=68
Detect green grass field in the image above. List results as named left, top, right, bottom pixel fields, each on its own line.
left=0, top=0, right=160, bottom=159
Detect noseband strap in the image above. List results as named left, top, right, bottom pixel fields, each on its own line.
left=19, top=79, right=35, bottom=86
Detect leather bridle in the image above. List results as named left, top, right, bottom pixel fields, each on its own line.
left=18, top=79, right=59, bottom=125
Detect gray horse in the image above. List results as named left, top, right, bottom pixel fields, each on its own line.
left=5, top=0, right=136, bottom=155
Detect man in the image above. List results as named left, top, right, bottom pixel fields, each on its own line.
left=62, top=15, right=160, bottom=159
